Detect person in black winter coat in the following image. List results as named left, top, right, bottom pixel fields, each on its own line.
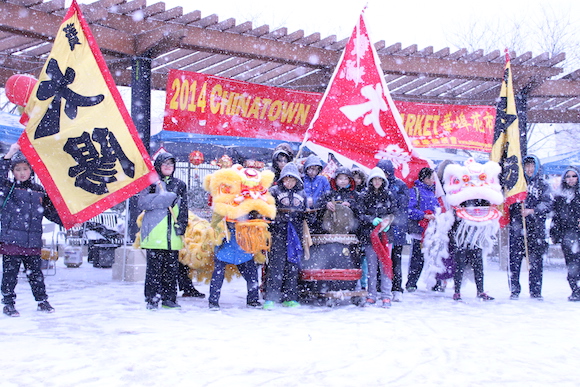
left=358, top=167, right=396, bottom=307
left=263, top=163, right=306, bottom=309
left=508, top=155, right=552, bottom=300
left=352, top=167, right=367, bottom=194
left=317, top=167, right=361, bottom=231
left=550, top=167, right=580, bottom=301
left=377, top=159, right=408, bottom=302
left=270, top=143, right=294, bottom=182
left=1, top=143, right=62, bottom=317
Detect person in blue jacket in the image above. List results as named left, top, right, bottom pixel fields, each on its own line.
left=208, top=211, right=262, bottom=310
left=406, top=167, right=439, bottom=292
left=302, top=154, right=330, bottom=233
left=1, top=143, right=62, bottom=317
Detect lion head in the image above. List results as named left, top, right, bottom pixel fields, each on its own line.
left=443, top=158, right=504, bottom=222
left=203, top=164, right=276, bottom=221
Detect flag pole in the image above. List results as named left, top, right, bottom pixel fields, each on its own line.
left=521, top=204, right=530, bottom=271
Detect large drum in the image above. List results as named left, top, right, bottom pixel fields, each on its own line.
left=299, top=233, right=365, bottom=305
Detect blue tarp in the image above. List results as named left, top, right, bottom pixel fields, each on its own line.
left=0, top=111, right=24, bottom=144
left=542, top=151, right=580, bottom=176
left=150, top=131, right=299, bottom=163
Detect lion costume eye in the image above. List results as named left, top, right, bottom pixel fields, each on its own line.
left=219, top=184, right=231, bottom=194
left=452, top=178, right=460, bottom=185
left=479, top=173, right=487, bottom=181
left=462, top=175, right=470, bottom=183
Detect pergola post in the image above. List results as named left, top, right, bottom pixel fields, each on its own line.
left=127, top=55, right=152, bottom=242
left=516, top=88, right=530, bottom=157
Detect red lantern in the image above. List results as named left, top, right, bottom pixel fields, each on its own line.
left=189, top=150, right=204, bottom=165
left=217, top=155, right=233, bottom=169
left=5, top=74, right=37, bottom=107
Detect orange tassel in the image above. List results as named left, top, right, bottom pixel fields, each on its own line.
left=235, top=219, right=271, bottom=254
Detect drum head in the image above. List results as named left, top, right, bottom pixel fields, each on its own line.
left=322, top=205, right=359, bottom=234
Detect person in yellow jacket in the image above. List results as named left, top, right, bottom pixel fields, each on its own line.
left=138, top=153, right=188, bottom=310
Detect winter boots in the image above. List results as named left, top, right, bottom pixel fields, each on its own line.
left=182, top=288, right=206, bottom=298
left=392, top=291, right=403, bottom=302
left=477, top=292, right=495, bottom=301
left=37, top=301, right=55, bottom=313
left=282, top=301, right=300, bottom=308
left=3, top=301, right=55, bottom=316
left=3, top=304, right=19, bottom=317
left=161, top=300, right=181, bottom=309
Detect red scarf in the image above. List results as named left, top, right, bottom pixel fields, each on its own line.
left=370, top=222, right=393, bottom=279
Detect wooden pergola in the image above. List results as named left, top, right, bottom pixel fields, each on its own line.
left=1, top=0, right=579, bottom=129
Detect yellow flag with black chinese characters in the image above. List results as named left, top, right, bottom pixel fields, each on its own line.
left=19, top=0, right=155, bottom=228
left=490, top=53, right=527, bottom=227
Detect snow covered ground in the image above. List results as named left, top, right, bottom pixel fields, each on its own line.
left=1, top=253, right=580, bottom=387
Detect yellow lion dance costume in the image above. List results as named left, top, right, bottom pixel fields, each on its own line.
left=179, top=164, right=276, bottom=287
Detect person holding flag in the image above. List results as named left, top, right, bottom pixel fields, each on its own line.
left=508, top=155, right=551, bottom=300
left=138, top=152, right=188, bottom=310
left=490, top=51, right=532, bottom=299
left=1, top=143, right=62, bottom=317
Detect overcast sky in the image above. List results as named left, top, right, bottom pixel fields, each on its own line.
left=153, top=0, right=579, bottom=55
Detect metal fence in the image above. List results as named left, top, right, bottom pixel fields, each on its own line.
left=174, top=162, right=219, bottom=219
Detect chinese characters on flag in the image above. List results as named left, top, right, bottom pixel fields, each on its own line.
left=20, top=0, right=155, bottom=228
left=303, top=10, right=431, bottom=187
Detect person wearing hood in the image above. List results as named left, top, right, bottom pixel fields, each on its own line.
left=263, top=163, right=306, bottom=309
left=1, top=143, right=62, bottom=317
left=509, top=155, right=552, bottom=300
left=270, top=143, right=294, bottom=182
left=352, top=167, right=368, bottom=193
left=302, top=154, right=330, bottom=232
left=550, top=167, right=580, bottom=301
left=358, top=167, right=396, bottom=307
left=377, top=159, right=409, bottom=301
left=406, top=167, right=439, bottom=292
left=138, top=152, right=188, bottom=310
left=317, top=166, right=361, bottom=222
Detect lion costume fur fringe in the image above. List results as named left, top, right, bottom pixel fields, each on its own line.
left=133, top=165, right=276, bottom=284
left=200, top=165, right=276, bottom=282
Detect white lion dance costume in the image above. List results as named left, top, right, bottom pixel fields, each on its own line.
left=422, top=158, right=504, bottom=298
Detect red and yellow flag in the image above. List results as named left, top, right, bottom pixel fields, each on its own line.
left=19, top=0, right=155, bottom=228
left=490, top=52, right=527, bottom=226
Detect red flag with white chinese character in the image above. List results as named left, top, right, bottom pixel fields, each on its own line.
left=19, top=0, right=155, bottom=228
left=303, top=10, right=431, bottom=188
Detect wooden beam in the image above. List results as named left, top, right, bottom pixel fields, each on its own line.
left=135, top=2, right=166, bottom=19
left=530, top=79, right=580, bottom=98
left=134, top=25, right=186, bottom=55
left=178, top=27, right=337, bottom=69
left=0, top=2, right=134, bottom=56
left=150, top=6, right=183, bottom=22
left=115, top=0, right=146, bottom=14
left=0, top=35, right=36, bottom=52
left=10, top=0, right=44, bottom=6
left=31, top=0, right=66, bottom=13
left=528, top=109, right=580, bottom=123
